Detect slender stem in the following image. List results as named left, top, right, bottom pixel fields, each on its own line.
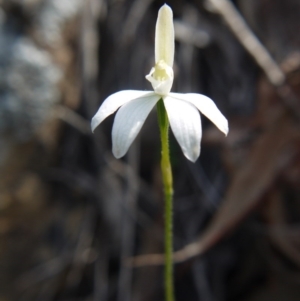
left=157, top=99, right=175, bottom=301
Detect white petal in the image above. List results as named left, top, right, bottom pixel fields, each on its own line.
left=155, top=4, right=174, bottom=66
left=164, top=95, right=201, bottom=162
left=91, top=90, right=154, bottom=132
left=112, top=94, right=160, bottom=158
left=169, top=93, right=229, bottom=135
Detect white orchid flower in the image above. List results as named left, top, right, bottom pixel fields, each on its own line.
left=91, top=4, right=228, bottom=162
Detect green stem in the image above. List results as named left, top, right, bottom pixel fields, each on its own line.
left=157, top=99, right=175, bottom=301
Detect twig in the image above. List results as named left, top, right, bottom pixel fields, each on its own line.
left=18, top=255, right=72, bottom=289
left=207, top=0, right=285, bottom=86
left=121, top=0, right=154, bottom=45
left=65, top=206, right=96, bottom=288
left=124, top=235, right=213, bottom=267
left=206, top=0, right=300, bottom=120
left=53, top=105, right=91, bottom=135
left=117, top=142, right=140, bottom=301
left=93, top=240, right=109, bottom=301
left=174, top=20, right=210, bottom=48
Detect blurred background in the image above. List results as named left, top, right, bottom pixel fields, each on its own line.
left=1, top=0, right=300, bottom=300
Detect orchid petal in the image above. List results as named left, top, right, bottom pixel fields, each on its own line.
left=164, top=95, right=201, bottom=162
left=112, top=94, right=160, bottom=158
left=155, top=4, right=174, bottom=67
left=91, top=90, right=154, bottom=132
left=170, top=93, right=228, bottom=135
